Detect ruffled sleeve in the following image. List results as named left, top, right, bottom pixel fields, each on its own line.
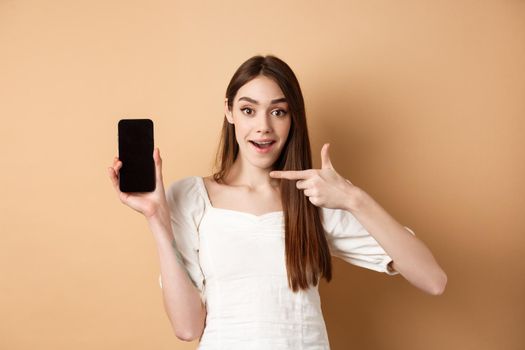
left=158, top=176, right=206, bottom=304
left=320, top=206, right=416, bottom=276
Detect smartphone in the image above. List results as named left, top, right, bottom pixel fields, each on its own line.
left=118, top=119, right=155, bottom=193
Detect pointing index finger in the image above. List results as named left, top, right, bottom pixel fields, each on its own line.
left=269, top=169, right=314, bottom=180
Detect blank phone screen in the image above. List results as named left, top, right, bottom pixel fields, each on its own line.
left=118, top=119, right=155, bottom=193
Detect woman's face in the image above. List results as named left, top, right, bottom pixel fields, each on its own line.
left=224, top=75, right=291, bottom=170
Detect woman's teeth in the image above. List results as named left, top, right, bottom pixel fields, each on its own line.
left=250, top=140, right=275, bottom=153
left=250, top=140, right=275, bottom=149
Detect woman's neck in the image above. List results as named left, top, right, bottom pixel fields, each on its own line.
left=225, top=157, right=280, bottom=190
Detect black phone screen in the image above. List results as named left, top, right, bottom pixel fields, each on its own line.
left=118, top=119, right=155, bottom=193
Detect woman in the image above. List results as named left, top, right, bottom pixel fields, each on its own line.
left=108, top=55, right=447, bottom=349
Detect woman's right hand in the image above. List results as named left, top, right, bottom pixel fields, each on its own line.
left=107, top=147, right=169, bottom=220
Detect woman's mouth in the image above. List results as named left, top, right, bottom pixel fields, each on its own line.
left=249, top=140, right=276, bottom=154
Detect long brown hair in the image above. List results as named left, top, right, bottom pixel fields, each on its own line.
left=212, top=54, right=332, bottom=292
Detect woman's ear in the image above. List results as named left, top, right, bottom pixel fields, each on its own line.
left=224, top=98, right=234, bottom=124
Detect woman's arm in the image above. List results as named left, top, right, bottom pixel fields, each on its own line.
left=147, top=208, right=206, bottom=341
left=269, top=143, right=447, bottom=295
left=346, top=188, right=448, bottom=295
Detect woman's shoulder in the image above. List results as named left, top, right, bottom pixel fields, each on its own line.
left=167, top=175, right=199, bottom=192
left=166, top=175, right=205, bottom=206
left=318, top=206, right=360, bottom=236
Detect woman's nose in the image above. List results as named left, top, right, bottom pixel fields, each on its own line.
left=256, top=114, right=272, bottom=132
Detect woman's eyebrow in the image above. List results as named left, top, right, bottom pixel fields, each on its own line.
left=237, top=96, right=287, bottom=104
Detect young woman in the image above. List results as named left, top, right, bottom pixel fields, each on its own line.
left=108, top=55, right=447, bottom=349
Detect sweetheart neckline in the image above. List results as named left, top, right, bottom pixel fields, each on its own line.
left=197, top=176, right=284, bottom=219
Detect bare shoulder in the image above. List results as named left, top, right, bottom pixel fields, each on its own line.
left=202, top=175, right=221, bottom=192
left=201, top=175, right=225, bottom=204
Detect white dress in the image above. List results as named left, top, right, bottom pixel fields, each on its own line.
left=159, top=176, right=416, bottom=349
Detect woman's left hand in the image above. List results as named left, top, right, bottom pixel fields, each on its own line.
left=269, top=143, right=361, bottom=211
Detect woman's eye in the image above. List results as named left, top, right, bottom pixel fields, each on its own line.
left=272, top=109, right=288, bottom=117
left=241, top=107, right=288, bottom=117
left=241, top=107, right=254, bottom=115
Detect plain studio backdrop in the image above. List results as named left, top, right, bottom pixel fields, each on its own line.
left=1, top=1, right=524, bottom=349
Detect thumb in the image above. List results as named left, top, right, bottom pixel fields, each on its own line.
left=321, top=143, right=333, bottom=169
left=154, top=147, right=163, bottom=183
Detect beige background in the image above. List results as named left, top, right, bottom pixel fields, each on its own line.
left=1, top=0, right=524, bottom=349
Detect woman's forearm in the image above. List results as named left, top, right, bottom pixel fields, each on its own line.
left=347, top=187, right=448, bottom=295
left=147, top=210, right=206, bottom=341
